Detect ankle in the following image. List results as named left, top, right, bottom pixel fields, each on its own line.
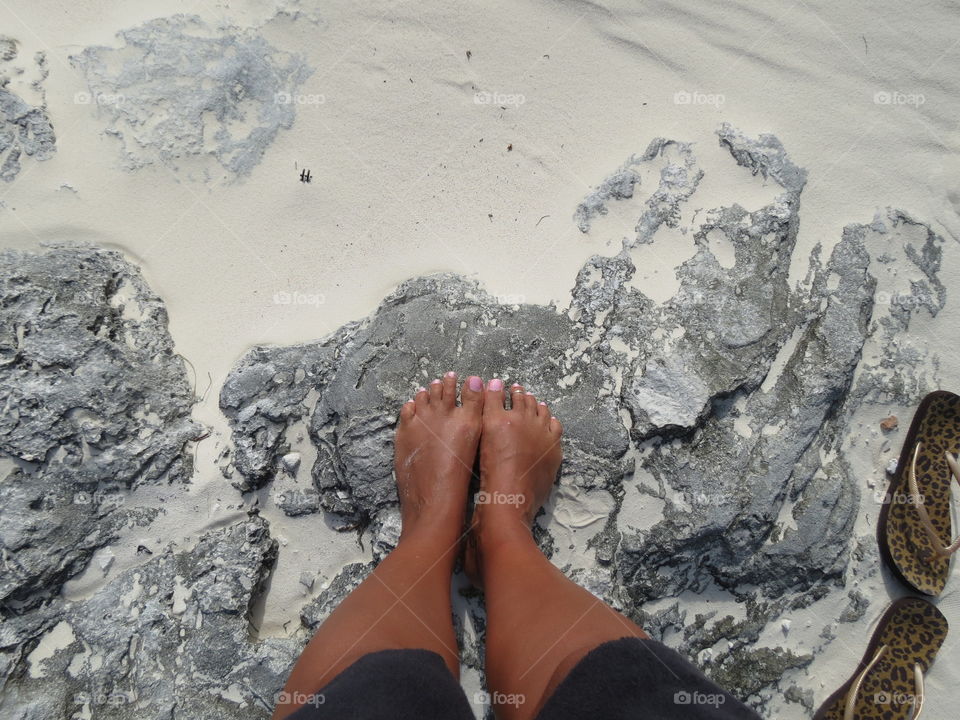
left=397, top=518, right=464, bottom=555
left=475, top=507, right=540, bottom=556
left=400, top=499, right=466, bottom=538
left=474, top=488, right=538, bottom=527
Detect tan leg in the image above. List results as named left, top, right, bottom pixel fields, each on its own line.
left=273, top=373, right=485, bottom=719
left=469, top=381, right=648, bottom=720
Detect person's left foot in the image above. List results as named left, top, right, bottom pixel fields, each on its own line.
left=394, top=372, right=485, bottom=545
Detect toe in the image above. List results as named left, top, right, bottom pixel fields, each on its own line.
left=549, top=415, right=563, bottom=435
left=537, top=400, right=550, bottom=423
left=442, top=371, right=457, bottom=405
left=484, top=378, right=506, bottom=414
left=461, top=375, right=485, bottom=413
left=428, top=378, right=443, bottom=402
left=414, top=386, right=430, bottom=408
left=523, top=391, right=536, bottom=414
left=399, top=399, right=416, bottom=422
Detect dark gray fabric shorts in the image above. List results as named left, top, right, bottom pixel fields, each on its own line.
left=286, top=637, right=762, bottom=719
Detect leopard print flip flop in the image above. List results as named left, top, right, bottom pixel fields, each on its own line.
left=814, top=597, right=948, bottom=720
left=878, top=391, right=960, bottom=596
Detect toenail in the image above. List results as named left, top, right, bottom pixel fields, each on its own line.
left=417, top=386, right=427, bottom=393
left=468, top=376, right=483, bottom=392
left=431, top=379, right=442, bottom=385
left=511, top=383, right=522, bottom=388
left=539, top=401, right=547, bottom=406
left=525, top=391, right=534, bottom=396
left=445, top=371, right=457, bottom=378
left=488, top=378, right=503, bottom=391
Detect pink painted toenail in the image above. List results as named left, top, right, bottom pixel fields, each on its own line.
left=468, top=376, right=483, bottom=392
left=431, top=379, right=442, bottom=384
left=539, top=401, right=547, bottom=406
left=488, top=378, right=503, bottom=391
left=417, top=386, right=427, bottom=393
left=525, top=391, right=534, bottom=396
left=445, top=371, right=457, bottom=377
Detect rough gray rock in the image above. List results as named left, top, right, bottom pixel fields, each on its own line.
left=850, top=209, right=947, bottom=404
left=70, top=15, right=312, bottom=178
left=0, top=515, right=300, bottom=719
left=0, top=245, right=200, bottom=616
left=784, top=685, right=815, bottom=711
left=631, top=138, right=703, bottom=246
left=716, top=122, right=807, bottom=193
left=0, top=37, right=55, bottom=183
left=0, top=36, right=17, bottom=62
left=573, top=137, right=705, bottom=246
left=222, top=276, right=630, bottom=528
left=616, top=230, right=872, bottom=602
left=300, top=562, right=375, bottom=631
left=220, top=343, right=340, bottom=491
left=838, top=589, right=870, bottom=623
left=0, top=248, right=308, bottom=720
left=574, top=154, right=642, bottom=232
left=274, top=478, right=322, bottom=516
left=307, top=275, right=630, bottom=529
left=580, top=125, right=806, bottom=442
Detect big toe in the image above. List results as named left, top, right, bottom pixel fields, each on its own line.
left=483, top=378, right=506, bottom=416
left=460, top=375, right=485, bottom=414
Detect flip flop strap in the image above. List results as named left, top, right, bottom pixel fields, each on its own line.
left=908, top=443, right=960, bottom=557
left=913, top=661, right=925, bottom=719
left=843, top=644, right=924, bottom=720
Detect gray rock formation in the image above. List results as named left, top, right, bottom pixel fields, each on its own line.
left=221, top=278, right=630, bottom=530
left=716, top=122, right=807, bottom=193
left=0, top=515, right=300, bottom=719
left=573, top=153, right=643, bottom=232
left=0, top=246, right=200, bottom=618
left=616, top=230, right=870, bottom=602
left=850, top=210, right=946, bottom=404
left=573, top=137, right=705, bottom=246
left=631, top=138, right=703, bottom=246
left=221, top=343, right=337, bottom=491
left=70, top=15, right=312, bottom=178
left=0, top=245, right=243, bottom=716
left=0, top=36, right=55, bottom=183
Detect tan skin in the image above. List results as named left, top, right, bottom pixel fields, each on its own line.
left=273, top=374, right=648, bottom=720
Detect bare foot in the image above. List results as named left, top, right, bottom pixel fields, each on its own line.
left=465, top=379, right=563, bottom=585
left=394, top=372, right=485, bottom=545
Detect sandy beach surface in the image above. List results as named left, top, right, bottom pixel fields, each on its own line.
left=2, top=1, right=959, bottom=717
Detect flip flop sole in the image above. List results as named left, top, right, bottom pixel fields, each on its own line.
left=878, top=390, right=960, bottom=596
left=813, top=597, right=948, bottom=720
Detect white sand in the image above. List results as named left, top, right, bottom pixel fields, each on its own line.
left=3, top=0, right=960, bottom=716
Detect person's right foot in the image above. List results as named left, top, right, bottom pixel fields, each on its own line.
left=465, top=379, right=563, bottom=585
left=394, top=372, right=485, bottom=546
